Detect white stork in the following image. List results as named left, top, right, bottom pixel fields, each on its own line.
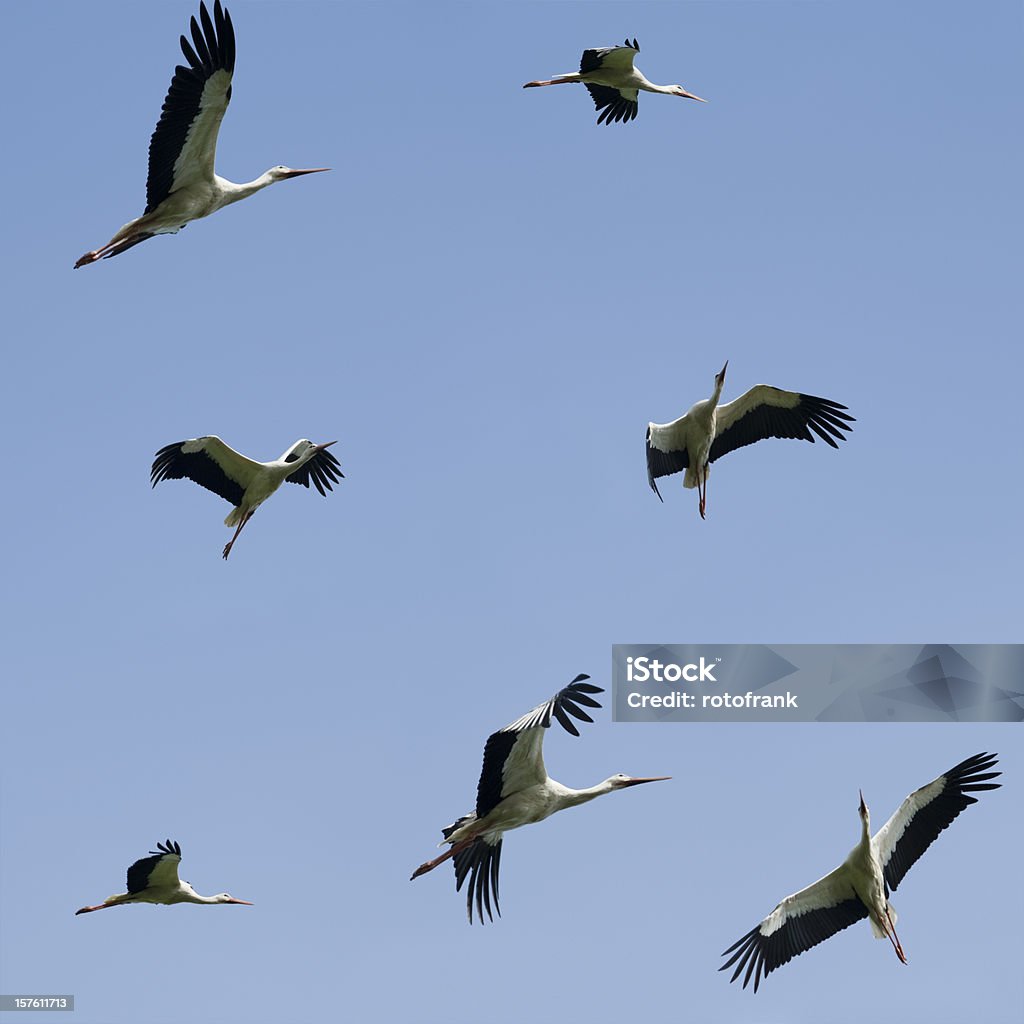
left=721, top=752, right=1001, bottom=992
left=523, top=38, right=705, bottom=124
left=646, top=361, right=855, bottom=518
left=75, top=839, right=252, bottom=914
left=74, top=1, right=328, bottom=268
left=151, top=435, right=343, bottom=559
left=410, top=675, right=670, bottom=923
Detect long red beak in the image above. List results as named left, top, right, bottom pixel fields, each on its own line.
left=315, top=440, right=338, bottom=451
left=622, top=776, right=672, bottom=786
left=282, top=168, right=331, bottom=178
left=680, top=89, right=707, bottom=103
left=226, top=898, right=254, bottom=905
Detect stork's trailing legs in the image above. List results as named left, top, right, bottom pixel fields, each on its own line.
left=223, top=510, right=255, bottom=560
left=697, top=464, right=709, bottom=519
left=409, top=837, right=475, bottom=880
left=884, top=908, right=908, bottom=964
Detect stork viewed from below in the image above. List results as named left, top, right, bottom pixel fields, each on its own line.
left=75, top=840, right=252, bottom=914
left=74, top=1, right=328, bottom=268
left=720, top=752, right=1001, bottom=992
left=151, top=435, right=343, bottom=559
left=646, top=361, right=855, bottom=518
left=524, top=38, right=705, bottom=124
left=410, top=675, right=670, bottom=923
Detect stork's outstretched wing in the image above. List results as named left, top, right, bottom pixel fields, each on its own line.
left=646, top=421, right=691, bottom=499
left=475, top=675, right=604, bottom=820
left=126, top=839, right=182, bottom=893
left=710, top=386, right=854, bottom=464
left=146, top=1, right=236, bottom=212
left=874, top=752, right=1001, bottom=892
left=720, top=864, right=868, bottom=992
left=151, top=436, right=262, bottom=506
left=285, top=447, right=344, bottom=496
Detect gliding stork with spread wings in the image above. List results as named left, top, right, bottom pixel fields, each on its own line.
left=75, top=840, right=252, bottom=914
left=720, top=753, right=1001, bottom=992
left=410, top=675, right=670, bottom=923
left=524, top=38, right=705, bottom=124
left=75, top=1, right=328, bottom=268
left=151, top=435, right=343, bottom=559
left=646, top=361, right=855, bottom=518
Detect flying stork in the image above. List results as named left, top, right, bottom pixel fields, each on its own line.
left=720, top=752, right=1001, bottom=992
left=523, top=39, right=705, bottom=124
left=74, top=1, right=328, bottom=268
left=646, top=361, right=855, bottom=518
left=410, top=675, right=670, bottom=923
left=75, top=839, right=252, bottom=914
left=151, top=435, right=343, bottom=559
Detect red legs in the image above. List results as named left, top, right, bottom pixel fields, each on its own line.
left=697, top=464, right=709, bottom=519
left=74, top=232, right=155, bottom=268
left=223, top=510, right=254, bottom=560
left=74, top=901, right=116, bottom=915
left=884, top=907, right=908, bottom=964
left=522, top=77, right=580, bottom=88
left=409, top=837, right=476, bottom=880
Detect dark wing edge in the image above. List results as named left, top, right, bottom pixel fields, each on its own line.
left=882, top=752, right=1002, bottom=893
left=146, top=0, right=236, bottom=213
left=125, top=839, right=181, bottom=893
left=451, top=834, right=503, bottom=925
left=720, top=898, right=868, bottom=992
left=503, top=674, right=604, bottom=739
left=646, top=425, right=688, bottom=501
left=585, top=83, right=638, bottom=125
left=709, top=393, right=855, bottom=465
left=285, top=448, right=344, bottom=496
left=474, top=676, right=604, bottom=819
left=151, top=441, right=245, bottom=507
left=579, top=38, right=639, bottom=75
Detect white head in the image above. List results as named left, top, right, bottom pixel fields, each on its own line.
left=670, top=85, right=706, bottom=103
left=607, top=774, right=672, bottom=791
left=282, top=439, right=337, bottom=465
left=266, top=165, right=331, bottom=183
left=213, top=892, right=253, bottom=905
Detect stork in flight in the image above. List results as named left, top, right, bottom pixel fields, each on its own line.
left=410, top=675, right=670, bottom=923
left=76, top=840, right=252, bottom=914
left=646, top=361, right=855, bottom=518
left=523, top=39, right=705, bottom=124
left=74, top=1, right=328, bottom=268
left=151, top=435, right=343, bottom=559
left=720, top=752, right=1002, bottom=992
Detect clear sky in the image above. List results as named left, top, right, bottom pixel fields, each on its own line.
left=1, top=2, right=1021, bottom=1022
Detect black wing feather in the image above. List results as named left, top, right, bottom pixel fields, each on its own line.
left=146, top=1, right=236, bottom=213
left=709, top=394, right=854, bottom=464
left=475, top=676, right=604, bottom=819
left=882, top=752, right=1001, bottom=893
left=720, top=898, right=868, bottom=992
left=452, top=836, right=503, bottom=924
left=285, top=448, right=344, bottom=496
left=646, top=425, right=689, bottom=500
left=586, top=83, right=639, bottom=125
left=151, top=441, right=245, bottom=507
left=125, top=839, right=181, bottom=893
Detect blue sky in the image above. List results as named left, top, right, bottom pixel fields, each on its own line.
left=0, top=2, right=1020, bottom=1022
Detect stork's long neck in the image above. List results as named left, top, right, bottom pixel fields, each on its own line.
left=639, top=79, right=674, bottom=95
left=559, top=779, right=616, bottom=809
left=218, top=172, right=276, bottom=205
